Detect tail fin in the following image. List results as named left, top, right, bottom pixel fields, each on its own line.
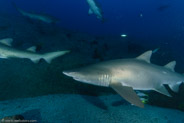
left=11, top=2, right=24, bottom=15
left=11, top=2, right=18, bottom=11
left=42, top=50, right=70, bottom=63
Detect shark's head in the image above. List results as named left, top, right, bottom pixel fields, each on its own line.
left=63, top=67, right=111, bottom=87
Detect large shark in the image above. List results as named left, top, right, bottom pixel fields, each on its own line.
left=12, top=2, right=59, bottom=24
left=63, top=51, right=184, bottom=108
left=86, top=0, right=104, bottom=21
left=0, top=38, right=69, bottom=63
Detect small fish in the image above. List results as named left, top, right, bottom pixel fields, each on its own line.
left=140, top=98, right=148, bottom=104
left=121, top=34, right=127, bottom=38
left=0, top=38, right=69, bottom=63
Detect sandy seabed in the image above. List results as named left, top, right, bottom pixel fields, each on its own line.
left=0, top=94, right=184, bottom=123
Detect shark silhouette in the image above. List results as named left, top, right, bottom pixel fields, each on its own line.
left=86, top=0, right=104, bottom=21
left=0, top=38, right=69, bottom=63
left=63, top=51, right=184, bottom=108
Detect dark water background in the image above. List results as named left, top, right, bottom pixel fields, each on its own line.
left=1, top=0, right=183, bottom=35
left=2, top=0, right=183, bottom=70
left=0, top=0, right=183, bottom=112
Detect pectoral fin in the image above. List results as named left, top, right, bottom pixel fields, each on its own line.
left=110, top=82, right=144, bottom=108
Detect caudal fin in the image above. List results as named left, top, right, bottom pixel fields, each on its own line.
left=11, top=2, right=25, bottom=15
left=42, top=50, right=70, bottom=63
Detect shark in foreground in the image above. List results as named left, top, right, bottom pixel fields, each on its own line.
left=12, top=2, right=59, bottom=24
left=63, top=51, right=184, bottom=108
left=86, top=0, right=104, bottom=21
left=0, top=38, right=69, bottom=63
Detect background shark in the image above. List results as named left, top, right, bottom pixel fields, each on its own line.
left=0, top=38, right=70, bottom=63
left=86, top=0, right=104, bottom=21
left=63, top=51, right=184, bottom=108
left=12, top=2, right=59, bottom=24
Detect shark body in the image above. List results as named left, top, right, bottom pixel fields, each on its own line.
left=86, top=0, right=104, bottom=21
left=63, top=51, right=184, bottom=108
left=13, top=3, right=59, bottom=23
left=0, top=38, right=69, bottom=63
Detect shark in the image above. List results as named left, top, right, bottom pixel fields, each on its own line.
left=86, top=0, right=104, bottom=21
left=63, top=50, right=184, bottom=108
left=12, top=2, right=59, bottom=24
left=0, top=38, right=69, bottom=63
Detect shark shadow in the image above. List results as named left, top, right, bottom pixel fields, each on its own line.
left=79, top=88, right=108, bottom=110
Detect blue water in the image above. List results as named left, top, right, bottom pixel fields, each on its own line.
left=3, top=0, right=184, bottom=55
left=0, top=0, right=184, bottom=122
left=2, top=0, right=184, bottom=36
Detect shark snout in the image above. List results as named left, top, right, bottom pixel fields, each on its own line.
left=63, top=71, right=76, bottom=77
left=63, top=70, right=86, bottom=82
left=63, top=70, right=83, bottom=78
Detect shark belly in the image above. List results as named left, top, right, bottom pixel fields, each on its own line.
left=116, top=61, right=184, bottom=95
left=110, top=61, right=169, bottom=90
left=113, top=70, right=156, bottom=90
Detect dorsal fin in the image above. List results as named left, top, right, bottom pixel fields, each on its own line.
left=27, top=46, right=36, bottom=52
left=164, top=61, right=176, bottom=72
left=0, top=38, right=13, bottom=46
left=136, top=50, right=152, bottom=63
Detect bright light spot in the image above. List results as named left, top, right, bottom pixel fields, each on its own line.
left=140, top=13, right=143, bottom=17
left=121, top=34, right=127, bottom=38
